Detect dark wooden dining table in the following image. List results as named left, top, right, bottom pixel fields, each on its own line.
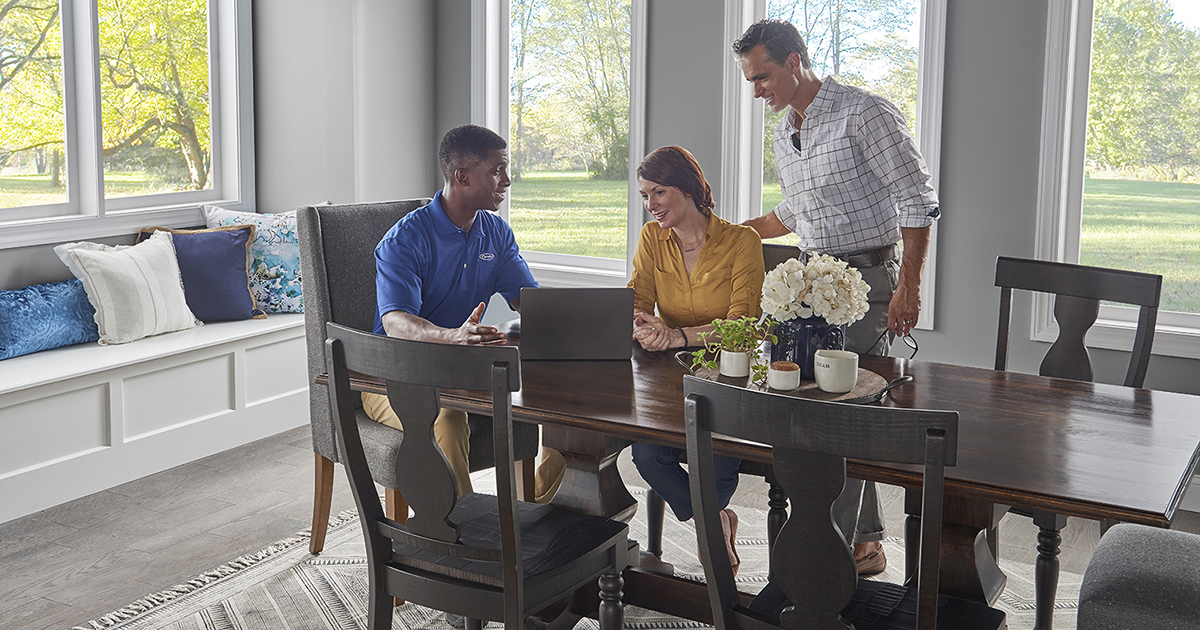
left=332, top=340, right=1200, bottom=625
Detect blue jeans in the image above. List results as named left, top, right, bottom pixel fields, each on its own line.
left=632, top=442, right=741, bottom=522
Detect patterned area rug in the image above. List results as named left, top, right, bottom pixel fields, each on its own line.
left=73, top=486, right=1080, bottom=630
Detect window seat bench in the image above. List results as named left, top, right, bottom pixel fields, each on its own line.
left=0, top=314, right=309, bottom=524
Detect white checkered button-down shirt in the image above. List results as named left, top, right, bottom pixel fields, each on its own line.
left=773, top=77, right=939, bottom=256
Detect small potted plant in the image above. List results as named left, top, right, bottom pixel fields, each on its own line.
left=690, top=316, right=776, bottom=381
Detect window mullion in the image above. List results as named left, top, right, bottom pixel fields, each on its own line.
left=63, top=0, right=105, bottom=219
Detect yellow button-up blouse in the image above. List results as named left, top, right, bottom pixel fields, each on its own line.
left=628, top=215, right=765, bottom=329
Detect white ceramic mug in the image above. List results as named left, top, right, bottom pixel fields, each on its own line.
left=768, top=361, right=801, bottom=391
left=814, top=349, right=859, bottom=393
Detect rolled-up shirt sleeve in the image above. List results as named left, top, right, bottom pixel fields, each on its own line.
left=858, top=97, right=940, bottom=229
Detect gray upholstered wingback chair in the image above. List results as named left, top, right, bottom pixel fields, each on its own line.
left=297, top=200, right=539, bottom=553
left=1077, top=523, right=1200, bottom=629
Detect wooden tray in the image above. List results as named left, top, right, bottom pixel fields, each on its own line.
left=694, top=366, right=887, bottom=402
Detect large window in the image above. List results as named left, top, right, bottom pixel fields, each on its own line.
left=0, top=0, right=253, bottom=249
left=1038, top=0, right=1200, bottom=357
left=507, top=0, right=632, bottom=262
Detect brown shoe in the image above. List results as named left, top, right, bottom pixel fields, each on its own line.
left=854, top=541, right=886, bottom=576
left=720, top=508, right=740, bottom=577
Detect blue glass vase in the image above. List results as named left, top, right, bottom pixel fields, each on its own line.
left=770, top=315, right=846, bottom=381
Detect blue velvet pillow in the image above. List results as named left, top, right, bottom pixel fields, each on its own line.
left=136, top=225, right=266, bottom=322
left=0, top=279, right=100, bottom=360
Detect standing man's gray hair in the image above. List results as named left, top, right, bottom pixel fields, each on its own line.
left=731, top=19, right=811, bottom=69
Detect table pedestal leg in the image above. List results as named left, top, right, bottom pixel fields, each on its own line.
left=543, top=425, right=637, bottom=522
left=905, top=490, right=1007, bottom=604
left=1033, top=511, right=1068, bottom=630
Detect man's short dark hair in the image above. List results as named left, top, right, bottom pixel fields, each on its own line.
left=732, top=19, right=811, bottom=70
left=439, top=124, right=507, bottom=181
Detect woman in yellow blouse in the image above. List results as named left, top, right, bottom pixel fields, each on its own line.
left=628, top=146, right=764, bottom=575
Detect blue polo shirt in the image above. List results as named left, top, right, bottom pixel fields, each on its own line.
left=373, top=191, right=537, bottom=334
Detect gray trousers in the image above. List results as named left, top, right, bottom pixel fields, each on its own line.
left=834, top=257, right=899, bottom=544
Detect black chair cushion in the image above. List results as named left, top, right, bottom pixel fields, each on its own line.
left=392, top=492, right=628, bottom=587
left=749, top=579, right=1007, bottom=630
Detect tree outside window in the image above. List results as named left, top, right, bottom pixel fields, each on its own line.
left=0, top=0, right=212, bottom=212
left=1081, top=0, right=1200, bottom=315
left=508, top=0, right=630, bottom=260
left=0, top=0, right=66, bottom=209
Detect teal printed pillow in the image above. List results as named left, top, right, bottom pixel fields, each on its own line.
left=202, top=205, right=303, bottom=313
left=0, top=279, right=100, bottom=360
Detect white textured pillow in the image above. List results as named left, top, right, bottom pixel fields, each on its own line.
left=54, top=232, right=199, bottom=345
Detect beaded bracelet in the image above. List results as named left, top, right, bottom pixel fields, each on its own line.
left=676, top=326, right=687, bottom=348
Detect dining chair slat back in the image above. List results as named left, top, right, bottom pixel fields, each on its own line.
left=324, top=322, right=632, bottom=629
left=993, top=256, right=1161, bottom=388
left=683, top=376, right=1005, bottom=630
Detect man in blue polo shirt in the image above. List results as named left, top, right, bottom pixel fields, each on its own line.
left=361, top=124, right=537, bottom=498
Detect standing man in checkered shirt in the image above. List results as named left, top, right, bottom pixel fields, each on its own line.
left=733, top=19, right=941, bottom=575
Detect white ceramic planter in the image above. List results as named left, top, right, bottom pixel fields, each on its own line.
left=719, top=350, right=751, bottom=377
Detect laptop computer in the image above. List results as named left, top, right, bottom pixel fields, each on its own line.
left=518, top=287, right=634, bottom=360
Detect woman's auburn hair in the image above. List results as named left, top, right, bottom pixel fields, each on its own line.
left=636, top=145, right=714, bottom=215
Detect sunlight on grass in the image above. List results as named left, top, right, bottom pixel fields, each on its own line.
left=509, top=172, right=628, bottom=259
left=1, top=172, right=195, bottom=208
left=1081, top=179, right=1200, bottom=314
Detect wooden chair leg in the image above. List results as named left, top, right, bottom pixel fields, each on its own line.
left=310, top=453, right=335, bottom=554
left=385, top=487, right=409, bottom=607
left=646, top=490, right=666, bottom=558
left=515, top=457, right=536, bottom=502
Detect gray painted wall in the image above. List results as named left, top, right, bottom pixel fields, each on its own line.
left=253, top=0, right=438, bottom=211
left=644, top=0, right=728, bottom=203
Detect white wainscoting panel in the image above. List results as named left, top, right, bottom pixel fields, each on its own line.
left=245, top=336, right=309, bottom=405
left=0, top=383, right=109, bottom=478
left=123, top=354, right=237, bottom=440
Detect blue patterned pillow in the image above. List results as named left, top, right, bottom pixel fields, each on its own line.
left=0, top=279, right=100, bottom=360
left=202, top=205, right=303, bottom=313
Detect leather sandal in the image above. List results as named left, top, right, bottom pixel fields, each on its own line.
left=721, top=508, right=740, bottom=576
left=854, top=540, right=887, bottom=576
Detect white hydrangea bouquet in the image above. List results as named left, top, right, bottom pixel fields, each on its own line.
left=761, top=254, right=870, bottom=326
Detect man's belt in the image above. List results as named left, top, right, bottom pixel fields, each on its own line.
left=804, top=244, right=898, bottom=269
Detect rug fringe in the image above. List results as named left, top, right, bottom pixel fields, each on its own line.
left=71, top=508, right=360, bottom=630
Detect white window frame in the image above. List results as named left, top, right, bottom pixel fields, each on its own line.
left=0, top=0, right=256, bottom=250
left=475, top=0, right=643, bottom=287
left=1035, top=0, right=1200, bottom=359
left=720, top=0, right=946, bottom=331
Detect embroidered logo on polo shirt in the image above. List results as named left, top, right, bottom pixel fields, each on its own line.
left=479, top=253, right=496, bottom=261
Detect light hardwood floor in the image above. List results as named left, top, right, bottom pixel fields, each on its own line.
left=2, top=425, right=1197, bottom=630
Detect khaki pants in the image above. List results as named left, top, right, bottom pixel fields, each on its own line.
left=363, top=391, right=567, bottom=504
left=361, top=392, right=473, bottom=497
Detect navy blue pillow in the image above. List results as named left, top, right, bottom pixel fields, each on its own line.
left=0, top=279, right=100, bottom=360
left=136, top=225, right=266, bottom=322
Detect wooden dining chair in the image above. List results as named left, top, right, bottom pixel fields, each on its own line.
left=324, top=322, right=634, bottom=630
left=993, top=255, right=1162, bottom=629
left=683, top=376, right=1006, bottom=630
left=641, top=243, right=801, bottom=570
left=297, top=201, right=539, bottom=556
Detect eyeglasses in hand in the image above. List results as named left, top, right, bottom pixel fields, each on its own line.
left=870, top=328, right=919, bottom=360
